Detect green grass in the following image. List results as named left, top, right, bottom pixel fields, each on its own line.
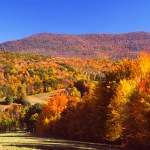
left=0, top=132, right=123, bottom=150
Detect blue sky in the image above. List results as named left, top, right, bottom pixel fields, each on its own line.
left=0, top=0, right=150, bottom=42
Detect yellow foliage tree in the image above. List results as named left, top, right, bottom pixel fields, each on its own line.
left=106, top=79, right=137, bottom=141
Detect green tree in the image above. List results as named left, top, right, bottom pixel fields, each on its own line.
left=25, top=103, right=41, bottom=132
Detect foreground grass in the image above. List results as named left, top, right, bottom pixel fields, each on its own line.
left=0, top=132, right=124, bottom=150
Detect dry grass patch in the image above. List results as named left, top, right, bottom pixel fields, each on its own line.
left=0, top=132, right=124, bottom=150
left=27, top=89, right=64, bottom=105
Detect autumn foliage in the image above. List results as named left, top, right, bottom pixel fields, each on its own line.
left=1, top=32, right=150, bottom=59
left=0, top=52, right=150, bottom=149
left=35, top=53, right=150, bottom=149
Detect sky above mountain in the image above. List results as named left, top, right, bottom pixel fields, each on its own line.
left=0, top=0, right=150, bottom=43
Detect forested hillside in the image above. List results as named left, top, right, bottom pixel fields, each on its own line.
left=0, top=52, right=111, bottom=99
left=1, top=32, right=150, bottom=59
left=0, top=52, right=149, bottom=150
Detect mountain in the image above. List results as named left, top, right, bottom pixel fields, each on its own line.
left=1, top=32, right=150, bottom=59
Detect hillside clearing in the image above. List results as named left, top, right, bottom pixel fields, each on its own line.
left=27, top=89, right=65, bottom=105
left=0, top=89, right=65, bottom=110
left=0, top=132, right=124, bottom=150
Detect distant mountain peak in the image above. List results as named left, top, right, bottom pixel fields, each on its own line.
left=0, top=32, right=150, bottom=59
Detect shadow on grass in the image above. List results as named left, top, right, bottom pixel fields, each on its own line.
left=32, top=134, right=125, bottom=150
left=5, top=144, right=80, bottom=150
left=0, top=134, right=34, bottom=138
left=4, top=140, right=124, bottom=150
left=0, top=132, right=125, bottom=150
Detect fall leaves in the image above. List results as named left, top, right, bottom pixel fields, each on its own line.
left=0, top=52, right=109, bottom=99
left=0, top=51, right=150, bottom=149
left=35, top=53, right=150, bottom=149
left=103, top=53, right=150, bottom=147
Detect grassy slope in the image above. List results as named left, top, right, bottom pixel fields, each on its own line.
left=27, top=89, right=65, bottom=105
left=0, top=89, right=64, bottom=111
left=0, top=132, right=124, bottom=150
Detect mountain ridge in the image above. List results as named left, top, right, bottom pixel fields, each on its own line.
left=1, top=32, right=150, bottom=59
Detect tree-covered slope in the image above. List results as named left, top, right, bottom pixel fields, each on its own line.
left=1, top=32, right=150, bottom=59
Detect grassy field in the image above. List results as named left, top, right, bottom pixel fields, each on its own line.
left=27, top=89, right=65, bottom=105
left=0, top=132, right=124, bottom=150
left=0, top=89, right=64, bottom=110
